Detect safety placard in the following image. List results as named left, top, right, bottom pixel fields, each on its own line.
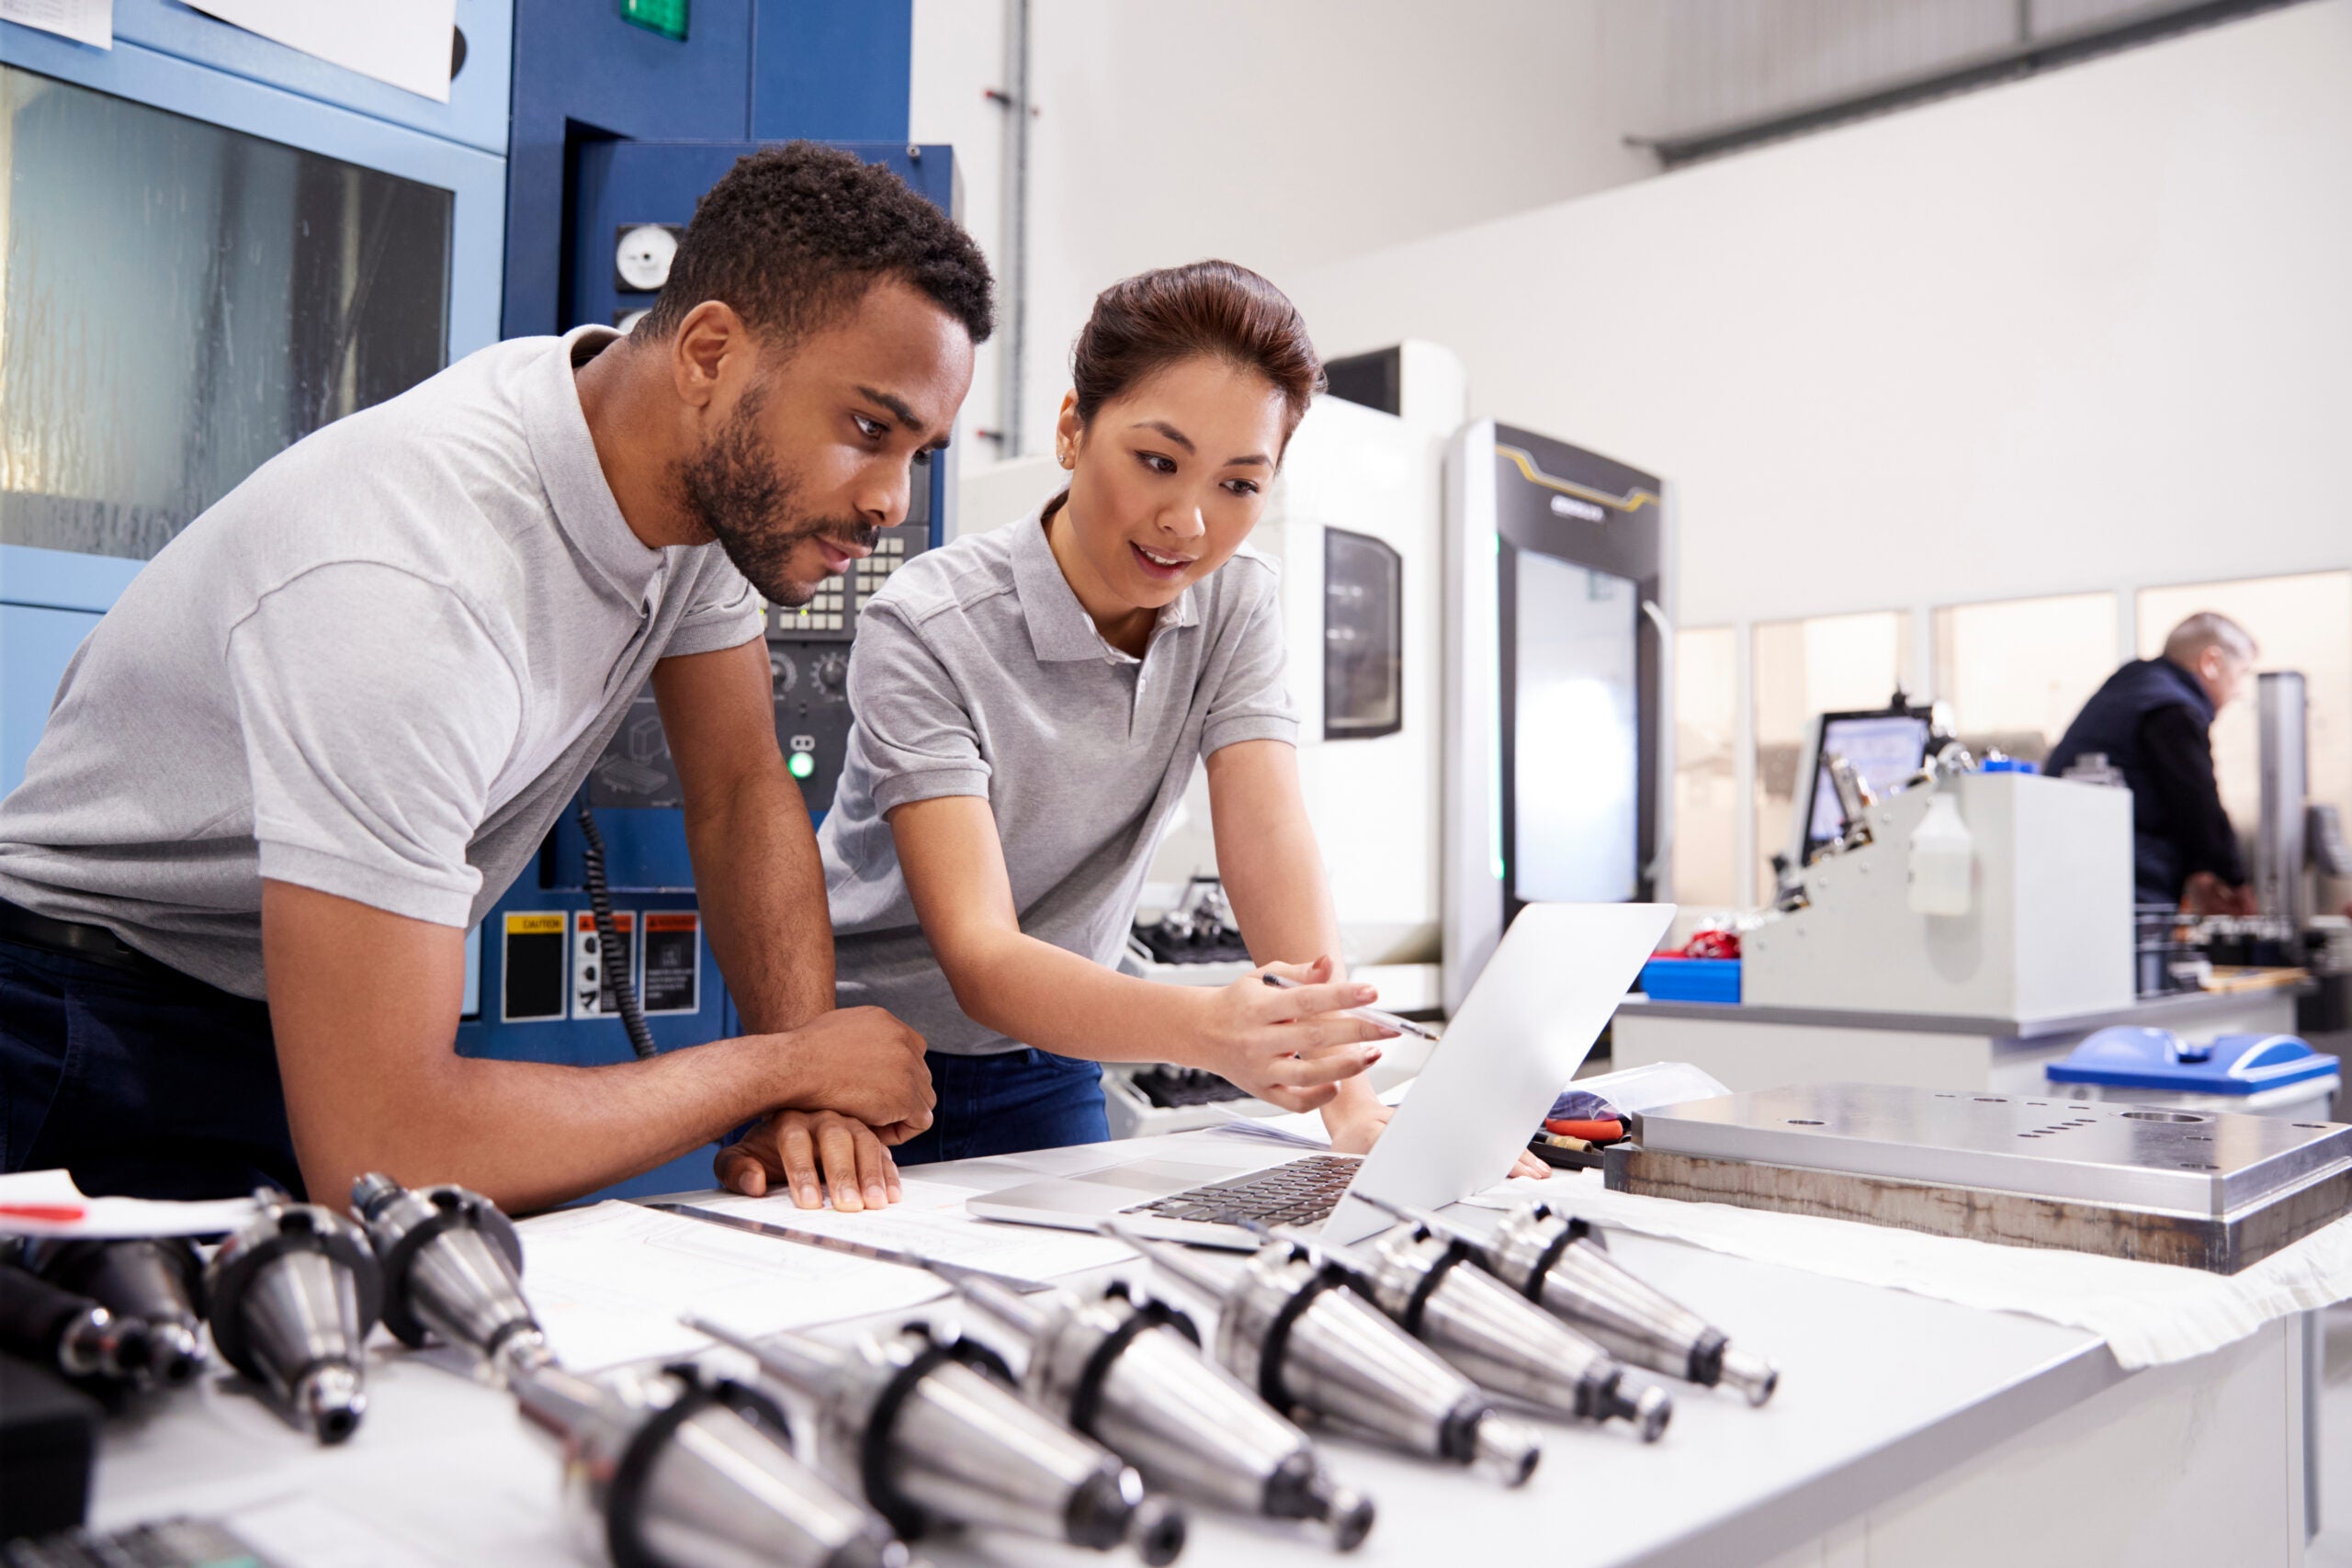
left=640, top=911, right=701, bottom=1015
left=502, top=912, right=567, bottom=1023
left=571, top=910, right=638, bottom=1021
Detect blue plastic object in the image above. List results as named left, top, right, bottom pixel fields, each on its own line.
left=1980, top=757, right=2040, bottom=774
left=1640, top=958, right=1741, bottom=1005
left=2046, top=1026, right=2339, bottom=1094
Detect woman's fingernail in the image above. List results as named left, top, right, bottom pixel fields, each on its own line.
left=1354, top=987, right=1376, bottom=1003
left=1365, top=1047, right=1383, bottom=1064
left=865, top=1184, right=886, bottom=1206
left=797, top=1185, right=820, bottom=1207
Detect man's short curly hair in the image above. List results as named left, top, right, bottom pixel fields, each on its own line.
left=639, top=141, right=994, bottom=350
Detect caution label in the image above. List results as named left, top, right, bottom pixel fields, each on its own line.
left=501, top=912, right=567, bottom=1022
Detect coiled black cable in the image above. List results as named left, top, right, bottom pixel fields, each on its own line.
left=575, top=801, right=658, bottom=1061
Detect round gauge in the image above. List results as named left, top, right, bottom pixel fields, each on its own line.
left=615, top=309, right=650, bottom=335
left=615, top=224, right=678, bottom=292
left=812, top=651, right=850, bottom=700
left=769, top=649, right=798, bottom=694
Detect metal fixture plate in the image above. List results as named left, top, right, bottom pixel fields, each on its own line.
left=1628, top=1083, right=2351, bottom=1219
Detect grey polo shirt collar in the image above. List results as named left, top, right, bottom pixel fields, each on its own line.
left=522, top=326, right=666, bottom=613
left=1012, top=505, right=1200, bottom=668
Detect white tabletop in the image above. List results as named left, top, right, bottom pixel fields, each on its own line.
left=85, top=1135, right=2127, bottom=1568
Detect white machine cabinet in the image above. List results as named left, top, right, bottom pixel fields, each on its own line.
left=1743, top=772, right=2133, bottom=1020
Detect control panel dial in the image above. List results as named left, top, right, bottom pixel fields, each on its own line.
left=811, top=651, right=850, bottom=701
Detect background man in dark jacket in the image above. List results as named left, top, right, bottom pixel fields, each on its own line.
left=2046, top=612, right=2258, bottom=915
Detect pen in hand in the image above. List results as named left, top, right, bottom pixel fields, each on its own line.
left=1261, top=971, right=1439, bottom=1042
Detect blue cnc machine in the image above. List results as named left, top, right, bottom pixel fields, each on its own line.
left=0, top=0, right=949, bottom=1200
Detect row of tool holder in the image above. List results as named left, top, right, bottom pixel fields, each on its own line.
left=2, top=1179, right=1780, bottom=1564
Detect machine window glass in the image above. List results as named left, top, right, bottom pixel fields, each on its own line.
left=1673, top=625, right=1740, bottom=910
left=1512, top=551, right=1639, bottom=902
left=0, top=65, right=452, bottom=560
left=1322, top=526, right=1402, bottom=739
left=1751, top=610, right=1914, bottom=898
left=2134, top=571, right=2352, bottom=846
left=1931, top=592, right=2120, bottom=765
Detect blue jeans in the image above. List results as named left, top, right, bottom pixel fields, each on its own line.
left=0, top=936, right=300, bottom=1201
left=891, top=1047, right=1110, bottom=1167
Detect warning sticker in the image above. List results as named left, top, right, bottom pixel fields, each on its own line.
left=571, top=909, right=637, bottom=1021
left=640, top=911, right=701, bottom=1015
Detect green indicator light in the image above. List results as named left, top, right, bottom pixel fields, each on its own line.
left=788, top=751, right=816, bottom=780
left=620, top=0, right=688, bottom=42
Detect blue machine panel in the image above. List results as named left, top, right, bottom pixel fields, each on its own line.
left=479, top=0, right=935, bottom=1198
left=103, top=0, right=513, bottom=154
left=572, top=139, right=956, bottom=332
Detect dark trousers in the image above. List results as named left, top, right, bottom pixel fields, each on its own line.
left=890, top=1046, right=1110, bottom=1167
left=0, top=936, right=300, bottom=1201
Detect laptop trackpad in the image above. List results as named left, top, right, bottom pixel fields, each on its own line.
left=1078, top=1159, right=1245, bottom=1194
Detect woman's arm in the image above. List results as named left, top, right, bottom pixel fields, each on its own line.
left=889, top=794, right=1388, bottom=1112
left=1205, top=740, right=1545, bottom=1177
left=1202, top=740, right=1384, bottom=1148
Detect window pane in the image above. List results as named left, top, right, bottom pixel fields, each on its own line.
left=1753, top=610, right=1913, bottom=896
left=1673, top=626, right=1739, bottom=909
left=1931, top=592, right=2120, bottom=763
left=1, top=65, right=452, bottom=560
left=2134, top=572, right=2352, bottom=846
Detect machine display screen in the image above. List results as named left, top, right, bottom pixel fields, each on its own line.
left=1512, top=551, right=1639, bottom=902
left=1805, top=713, right=1933, bottom=846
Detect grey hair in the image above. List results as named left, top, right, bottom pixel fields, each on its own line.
left=2164, top=611, right=2257, bottom=668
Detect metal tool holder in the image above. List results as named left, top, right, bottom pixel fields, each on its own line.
left=20, top=1237, right=206, bottom=1388
left=690, top=1317, right=1188, bottom=1563
left=1120, top=1230, right=1542, bottom=1486
left=202, top=1190, right=382, bottom=1443
left=1336, top=1219, right=1671, bottom=1441
left=514, top=1360, right=903, bottom=1568
left=946, top=1269, right=1376, bottom=1551
left=1612, top=1083, right=2352, bottom=1273
left=353, top=1174, right=552, bottom=1384
left=1356, top=1194, right=1780, bottom=1405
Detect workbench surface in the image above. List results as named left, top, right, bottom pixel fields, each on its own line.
left=82, top=1135, right=2154, bottom=1568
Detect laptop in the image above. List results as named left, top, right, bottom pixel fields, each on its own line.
left=967, top=901, right=1676, bottom=1248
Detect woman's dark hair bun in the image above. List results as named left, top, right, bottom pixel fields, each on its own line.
left=1069, top=260, right=1324, bottom=443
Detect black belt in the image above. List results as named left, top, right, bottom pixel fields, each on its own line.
left=0, top=897, right=185, bottom=983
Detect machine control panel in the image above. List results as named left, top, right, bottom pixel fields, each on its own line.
left=767, top=520, right=930, bottom=810
left=586, top=520, right=931, bottom=816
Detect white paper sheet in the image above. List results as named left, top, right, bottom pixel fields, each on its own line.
left=185, top=0, right=454, bottom=101
left=687, top=1182, right=1136, bottom=1280
left=516, top=1201, right=947, bottom=1371
left=1467, top=1168, right=2352, bottom=1370
left=0, top=1168, right=255, bottom=1237
left=223, top=1495, right=443, bottom=1568
left=0, top=0, right=110, bottom=48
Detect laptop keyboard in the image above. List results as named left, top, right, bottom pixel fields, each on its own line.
left=1123, top=1153, right=1364, bottom=1228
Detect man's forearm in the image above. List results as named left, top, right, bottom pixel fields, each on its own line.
left=294, top=1038, right=801, bottom=1216
left=686, top=762, right=836, bottom=1033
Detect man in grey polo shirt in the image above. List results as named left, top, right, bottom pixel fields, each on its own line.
left=0, top=145, right=988, bottom=1211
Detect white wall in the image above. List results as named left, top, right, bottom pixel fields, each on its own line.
left=911, top=0, right=1668, bottom=465
left=1284, top=0, right=2352, bottom=631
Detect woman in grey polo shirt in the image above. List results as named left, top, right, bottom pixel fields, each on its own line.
left=721, top=261, right=1532, bottom=1205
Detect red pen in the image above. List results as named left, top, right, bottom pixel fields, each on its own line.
left=0, top=1203, right=87, bottom=1224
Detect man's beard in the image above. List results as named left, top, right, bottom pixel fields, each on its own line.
left=679, top=386, right=876, bottom=607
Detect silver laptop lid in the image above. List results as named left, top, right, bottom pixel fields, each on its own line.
left=1323, top=901, right=1675, bottom=1244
